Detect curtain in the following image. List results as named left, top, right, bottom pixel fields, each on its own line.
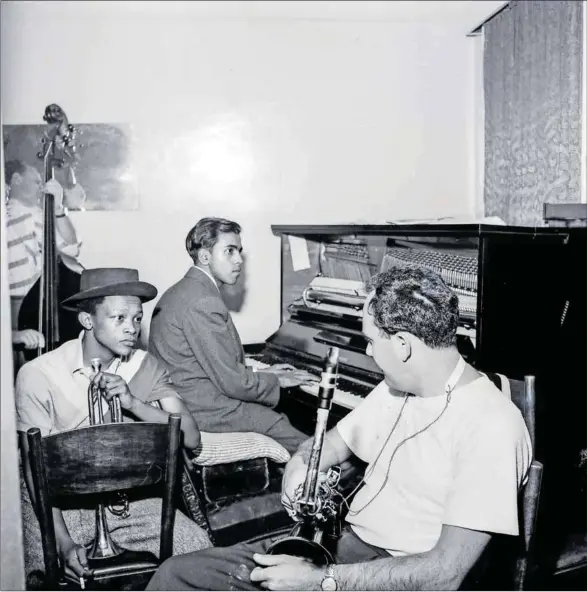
left=483, top=0, right=583, bottom=226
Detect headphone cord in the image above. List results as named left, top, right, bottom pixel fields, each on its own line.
left=344, top=389, right=453, bottom=516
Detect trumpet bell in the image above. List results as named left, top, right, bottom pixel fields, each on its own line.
left=87, top=506, right=123, bottom=559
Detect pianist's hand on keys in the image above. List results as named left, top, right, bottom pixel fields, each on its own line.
left=248, top=361, right=318, bottom=389
left=246, top=357, right=366, bottom=410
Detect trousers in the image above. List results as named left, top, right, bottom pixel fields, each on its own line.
left=261, top=412, right=308, bottom=454
left=146, top=526, right=389, bottom=591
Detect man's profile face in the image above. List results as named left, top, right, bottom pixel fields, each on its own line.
left=206, top=232, right=243, bottom=286
left=11, top=166, right=43, bottom=207
left=87, top=295, right=143, bottom=358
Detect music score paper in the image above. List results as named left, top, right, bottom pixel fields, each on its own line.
left=288, top=235, right=311, bottom=271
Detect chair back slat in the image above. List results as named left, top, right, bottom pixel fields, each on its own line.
left=522, top=460, right=543, bottom=549
left=507, top=377, right=536, bottom=450
left=481, top=373, right=542, bottom=590
left=159, top=415, right=181, bottom=561
left=523, top=376, right=536, bottom=451
left=26, top=415, right=182, bottom=587
left=38, top=423, right=172, bottom=496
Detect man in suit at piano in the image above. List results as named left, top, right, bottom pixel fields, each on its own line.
left=149, top=217, right=316, bottom=454
left=147, top=266, right=532, bottom=591
left=5, top=159, right=84, bottom=349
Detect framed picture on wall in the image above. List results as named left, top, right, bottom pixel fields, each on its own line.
left=3, top=122, right=138, bottom=211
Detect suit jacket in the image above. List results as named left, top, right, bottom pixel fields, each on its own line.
left=149, top=266, right=281, bottom=434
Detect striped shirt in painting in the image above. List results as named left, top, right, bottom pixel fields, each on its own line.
left=5, top=200, right=81, bottom=297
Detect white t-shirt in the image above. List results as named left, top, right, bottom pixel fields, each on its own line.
left=337, top=375, right=532, bottom=557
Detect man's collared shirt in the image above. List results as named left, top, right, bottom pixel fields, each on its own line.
left=192, top=265, right=220, bottom=292
left=15, top=332, right=178, bottom=436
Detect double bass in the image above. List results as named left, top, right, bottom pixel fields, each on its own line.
left=18, top=104, right=83, bottom=359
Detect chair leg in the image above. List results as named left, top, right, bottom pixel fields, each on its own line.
left=514, top=557, right=528, bottom=590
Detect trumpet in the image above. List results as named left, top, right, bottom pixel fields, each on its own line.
left=268, top=347, right=344, bottom=565
left=86, top=358, right=127, bottom=561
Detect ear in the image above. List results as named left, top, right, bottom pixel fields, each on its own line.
left=394, top=333, right=412, bottom=363
left=198, top=249, right=210, bottom=265
left=78, top=311, right=93, bottom=330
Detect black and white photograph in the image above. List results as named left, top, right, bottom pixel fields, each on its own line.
left=1, top=1, right=585, bottom=591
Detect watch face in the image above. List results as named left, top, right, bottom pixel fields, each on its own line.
left=321, top=576, right=338, bottom=591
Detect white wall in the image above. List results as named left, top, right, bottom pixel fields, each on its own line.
left=1, top=1, right=496, bottom=344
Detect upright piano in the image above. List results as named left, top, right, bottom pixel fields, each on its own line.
left=245, top=223, right=587, bottom=558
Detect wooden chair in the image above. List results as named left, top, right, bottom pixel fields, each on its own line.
left=26, top=415, right=181, bottom=591
left=485, top=373, right=544, bottom=590
left=510, top=376, right=543, bottom=590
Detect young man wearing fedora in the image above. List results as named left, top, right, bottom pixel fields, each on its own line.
left=14, top=268, right=212, bottom=587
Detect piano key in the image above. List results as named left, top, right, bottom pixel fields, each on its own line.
left=298, top=382, right=363, bottom=410
left=246, top=358, right=270, bottom=371
left=245, top=356, right=367, bottom=410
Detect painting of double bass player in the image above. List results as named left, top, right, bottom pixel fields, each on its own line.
left=4, top=158, right=84, bottom=369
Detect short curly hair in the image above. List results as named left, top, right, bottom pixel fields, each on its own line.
left=367, top=267, right=459, bottom=349
left=185, top=217, right=242, bottom=263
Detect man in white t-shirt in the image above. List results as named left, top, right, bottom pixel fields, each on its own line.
left=147, top=266, right=532, bottom=591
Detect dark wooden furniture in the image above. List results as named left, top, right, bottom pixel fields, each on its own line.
left=27, top=415, right=182, bottom=590
left=505, top=376, right=543, bottom=590
left=180, top=451, right=293, bottom=546
left=462, top=373, right=543, bottom=591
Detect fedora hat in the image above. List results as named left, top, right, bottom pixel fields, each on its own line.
left=62, top=268, right=157, bottom=310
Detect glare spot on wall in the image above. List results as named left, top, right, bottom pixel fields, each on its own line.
left=185, top=117, right=256, bottom=189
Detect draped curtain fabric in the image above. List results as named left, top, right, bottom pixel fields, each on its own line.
left=484, top=0, right=583, bottom=226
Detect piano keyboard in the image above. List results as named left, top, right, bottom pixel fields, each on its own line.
left=245, top=357, right=366, bottom=410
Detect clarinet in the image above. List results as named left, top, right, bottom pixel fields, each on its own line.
left=267, top=347, right=343, bottom=565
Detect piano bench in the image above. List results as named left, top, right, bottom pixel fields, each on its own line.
left=181, top=456, right=295, bottom=546
left=207, top=493, right=294, bottom=547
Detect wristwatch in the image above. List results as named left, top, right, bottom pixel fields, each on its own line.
left=321, top=565, right=338, bottom=591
